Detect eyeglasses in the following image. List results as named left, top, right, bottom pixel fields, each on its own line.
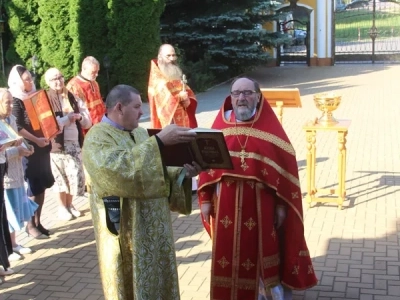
left=49, top=76, right=64, bottom=82
left=165, top=54, right=177, bottom=58
left=231, top=90, right=257, bottom=97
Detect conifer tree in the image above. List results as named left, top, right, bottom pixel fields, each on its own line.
left=5, top=0, right=41, bottom=71
left=37, top=0, right=79, bottom=82
left=161, top=0, right=290, bottom=89
left=75, top=0, right=109, bottom=94
left=105, top=0, right=166, bottom=94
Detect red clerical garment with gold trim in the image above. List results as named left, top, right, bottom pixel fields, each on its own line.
left=148, top=59, right=197, bottom=128
left=67, top=76, right=106, bottom=135
left=198, top=96, right=318, bottom=299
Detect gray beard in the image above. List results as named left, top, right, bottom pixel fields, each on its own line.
left=158, top=61, right=183, bottom=81
left=233, top=106, right=255, bottom=121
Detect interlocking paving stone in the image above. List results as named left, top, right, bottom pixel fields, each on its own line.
left=1, top=64, right=400, bottom=299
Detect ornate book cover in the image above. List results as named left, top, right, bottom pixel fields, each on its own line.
left=0, top=120, right=20, bottom=149
left=22, top=90, right=59, bottom=139
left=147, top=128, right=233, bottom=170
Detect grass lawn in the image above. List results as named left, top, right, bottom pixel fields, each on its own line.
left=335, top=9, right=400, bottom=41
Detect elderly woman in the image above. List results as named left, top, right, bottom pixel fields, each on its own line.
left=0, top=88, right=38, bottom=261
left=44, top=68, right=91, bottom=220
left=9, top=65, right=54, bottom=239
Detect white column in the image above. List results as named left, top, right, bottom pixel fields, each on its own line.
left=316, top=0, right=327, bottom=58
left=326, top=0, right=332, bottom=57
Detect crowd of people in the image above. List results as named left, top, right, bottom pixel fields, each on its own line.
left=0, top=57, right=104, bottom=281
left=0, top=44, right=317, bottom=299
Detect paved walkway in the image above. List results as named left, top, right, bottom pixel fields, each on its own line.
left=1, top=64, right=400, bottom=300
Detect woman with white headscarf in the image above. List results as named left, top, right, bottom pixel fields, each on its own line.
left=9, top=65, right=54, bottom=239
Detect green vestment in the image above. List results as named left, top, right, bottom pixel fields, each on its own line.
left=82, top=122, right=192, bottom=300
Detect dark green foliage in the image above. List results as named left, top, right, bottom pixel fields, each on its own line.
left=76, top=0, right=110, bottom=95
left=105, top=0, right=166, bottom=97
left=37, top=0, right=78, bottom=82
left=161, top=0, right=291, bottom=90
left=5, top=0, right=165, bottom=97
left=176, top=47, right=216, bottom=92
left=5, top=0, right=41, bottom=74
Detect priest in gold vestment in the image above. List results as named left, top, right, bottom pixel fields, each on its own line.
left=82, top=85, right=201, bottom=300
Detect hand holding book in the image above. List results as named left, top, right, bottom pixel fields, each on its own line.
left=183, top=161, right=202, bottom=178
left=155, top=124, right=196, bottom=146
left=148, top=126, right=233, bottom=170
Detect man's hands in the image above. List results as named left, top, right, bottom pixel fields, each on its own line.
left=184, top=161, right=202, bottom=178
left=275, top=205, right=286, bottom=229
left=178, top=91, right=190, bottom=108
left=201, top=203, right=212, bottom=225
left=156, top=124, right=196, bottom=146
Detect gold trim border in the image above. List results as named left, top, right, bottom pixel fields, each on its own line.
left=223, top=127, right=296, bottom=156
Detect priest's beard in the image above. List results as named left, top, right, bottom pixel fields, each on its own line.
left=233, top=100, right=257, bottom=121
left=158, top=59, right=183, bottom=81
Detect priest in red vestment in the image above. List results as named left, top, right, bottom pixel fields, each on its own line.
left=148, top=44, right=198, bottom=129
left=198, top=77, right=318, bottom=300
left=67, top=56, right=106, bottom=135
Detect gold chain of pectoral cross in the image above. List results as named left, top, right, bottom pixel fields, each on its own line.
left=234, top=116, right=256, bottom=171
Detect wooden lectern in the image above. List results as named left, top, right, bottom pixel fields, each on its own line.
left=261, top=88, right=302, bottom=124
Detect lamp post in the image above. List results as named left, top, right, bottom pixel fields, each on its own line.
left=103, top=55, right=111, bottom=94
left=31, top=55, right=39, bottom=83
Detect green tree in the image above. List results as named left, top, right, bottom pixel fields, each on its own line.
left=37, top=0, right=80, bottom=83
left=76, top=0, right=109, bottom=95
left=5, top=0, right=41, bottom=72
left=106, top=0, right=166, bottom=96
left=5, top=0, right=167, bottom=96
left=161, top=0, right=290, bottom=91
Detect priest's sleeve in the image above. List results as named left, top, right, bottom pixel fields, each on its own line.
left=82, top=126, right=169, bottom=200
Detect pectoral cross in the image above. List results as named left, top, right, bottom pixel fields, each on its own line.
left=181, top=74, right=187, bottom=92
left=239, top=148, right=249, bottom=171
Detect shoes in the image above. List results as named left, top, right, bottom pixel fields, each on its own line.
left=68, top=206, right=81, bottom=218
left=37, top=223, right=50, bottom=236
left=59, top=207, right=73, bottom=221
left=0, top=267, right=14, bottom=276
left=13, top=245, right=32, bottom=255
left=25, top=226, right=50, bottom=239
left=8, top=252, right=21, bottom=262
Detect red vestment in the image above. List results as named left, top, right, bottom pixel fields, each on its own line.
left=148, top=59, right=197, bottom=128
left=67, top=75, right=106, bottom=135
left=198, top=96, right=318, bottom=299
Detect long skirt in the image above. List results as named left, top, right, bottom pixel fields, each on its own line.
left=24, top=144, right=54, bottom=197
left=5, top=186, right=38, bottom=233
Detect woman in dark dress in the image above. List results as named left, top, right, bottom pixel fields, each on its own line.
left=8, top=65, right=55, bottom=239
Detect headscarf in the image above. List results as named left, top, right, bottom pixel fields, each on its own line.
left=7, top=64, right=37, bottom=100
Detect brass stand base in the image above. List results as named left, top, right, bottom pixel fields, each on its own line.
left=318, top=112, right=339, bottom=126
